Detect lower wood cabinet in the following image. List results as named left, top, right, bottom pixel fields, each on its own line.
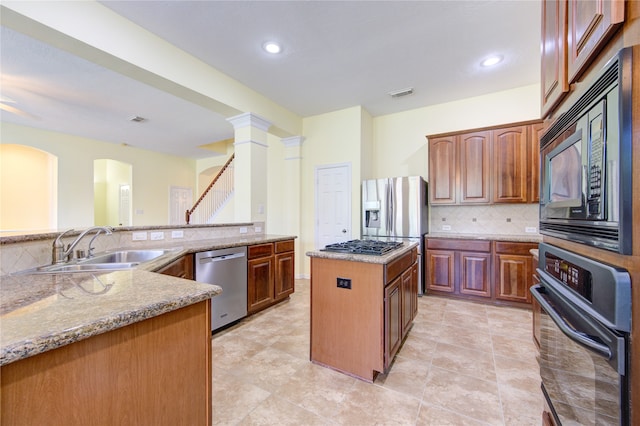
left=425, top=237, right=537, bottom=307
left=157, top=253, right=194, bottom=279
left=248, top=240, right=295, bottom=314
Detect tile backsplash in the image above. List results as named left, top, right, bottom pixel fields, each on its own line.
left=430, top=204, right=539, bottom=235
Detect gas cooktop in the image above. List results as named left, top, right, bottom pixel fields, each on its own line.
left=321, top=239, right=403, bottom=255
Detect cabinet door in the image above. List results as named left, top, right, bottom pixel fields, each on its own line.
left=567, top=0, right=625, bottom=83
left=158, top=254, right=194, bottom=280
left=274, top=251, right=295, bottom=301
left=541, top=0, right=568, bottom=117
left=401, top=267, right=413, bottom=339
left=459, top=131, right=490, bottom=204
left=492, top=126, right=528, bottom=203
left=528, top=123, right=545, bottom=203
left=247, top=257, right=274, bottom=313
left=426, top=250, right=455, bottom=293
left=428, top=137, right=457, bottom=204
left=384, top=276, right=402, bottom=369
left=494, top=254, right=532, bottom=303
left=459, top=252, right=491, bottom=298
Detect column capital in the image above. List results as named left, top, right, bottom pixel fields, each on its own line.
left=281, top=136, right=305, bottom=148
left=226, top=112, right=272, bottom=131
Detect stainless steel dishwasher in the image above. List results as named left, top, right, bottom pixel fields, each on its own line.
left=195, top=246, right=247, bottom=331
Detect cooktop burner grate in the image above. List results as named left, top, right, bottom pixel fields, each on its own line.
left=321, top=239, right=403, bottom=255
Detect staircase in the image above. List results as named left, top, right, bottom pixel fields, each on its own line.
left=185, top=154, right=234, bottom=225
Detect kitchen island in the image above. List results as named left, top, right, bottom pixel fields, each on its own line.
left=0, top=269, right=220, bottom=426
left=306, top=241, right=418, bottom=382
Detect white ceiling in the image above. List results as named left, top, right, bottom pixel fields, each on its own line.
left=0, top=1, right=541, bottom=159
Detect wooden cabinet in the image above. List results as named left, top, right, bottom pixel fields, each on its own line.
left=384, top=275, right=402, bottom=365
left=157, top=254, right=194, bottom=279
left=1, top=301, right=212, bottom=426
left=540, top=0, right=624, bottom=117
left=310, top=247, right=418, bottom=382
left=567, top=0, right=625, bottom=82
left=426, top=239, right=491, bottom=299
left=247, top=240, right=295, bottom=314
left=428, top=121, right=542, bottom=205
left=492, top=126, right=528, bottom=203
left=541, top=0, right=569, bottom=117
left=426, top=238, right=538, bottom=307
left=528, top=122, right=545, bottom=203
left=428, top=136, right=457, bottom=204
left=493, top=241, right=537, bottom=304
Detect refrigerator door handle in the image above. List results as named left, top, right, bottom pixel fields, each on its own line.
left=386, top=179, right=394, bottom=234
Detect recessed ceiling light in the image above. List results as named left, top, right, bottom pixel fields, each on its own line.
left=129, top=115, right=146, bottom=122
left=263, top=42, right=282, bottom=54
left=481, top=55, right=503, bottom=67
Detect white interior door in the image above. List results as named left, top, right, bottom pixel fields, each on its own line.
left=315, top=163, right=352, bottom=249
left=169, top=186, right=193, bottom=225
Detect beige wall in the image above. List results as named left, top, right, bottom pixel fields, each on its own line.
left=1, top=122, right=196, bottom=229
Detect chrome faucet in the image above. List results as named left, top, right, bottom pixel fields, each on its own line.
left=52, top=226, right=113, bottom=264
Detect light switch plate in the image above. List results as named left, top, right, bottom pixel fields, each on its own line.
left=132, top=232, right=147, bottom=241
left=255, top=226, right=262, bottom=233
left=239, top=227, right=248, bottom=234
left=171, top=230, right=184, bottom=239
left=525, top=227, right=537, bottom=233
left=442, top=225, right=452, bottom=231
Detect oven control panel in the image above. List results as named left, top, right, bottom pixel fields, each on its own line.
left=545, top=252, right=593, bottom=302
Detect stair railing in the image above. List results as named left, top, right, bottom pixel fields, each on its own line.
left=185, top=153, right=234, bottom=224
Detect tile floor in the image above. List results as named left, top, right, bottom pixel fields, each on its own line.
left=211, top=279, right=543, bottom=425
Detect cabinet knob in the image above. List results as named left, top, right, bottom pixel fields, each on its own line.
left=342, top=229, right=347, bottom=233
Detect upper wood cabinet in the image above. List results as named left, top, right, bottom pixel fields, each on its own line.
left=567, top=0, right=625, bottom=82
left=428, top=136, right=457, bottom=204
left=428, top=121, right=542, bottom=205
left=492, top=126, right=528, bottom=203
left=541, top=0, right=569, bottom=117
left=541, top=0, right=625, bottom=117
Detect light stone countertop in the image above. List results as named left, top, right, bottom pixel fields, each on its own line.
left=0, top=234, right=296, bottom=366
left=426, top=233, right=542, bottom=243
left=306, top=241, right=418, bottom=264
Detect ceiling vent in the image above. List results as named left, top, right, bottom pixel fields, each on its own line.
left=129, top=115, right=146, bottom=123
left=388, top=88, right=414, bottom=98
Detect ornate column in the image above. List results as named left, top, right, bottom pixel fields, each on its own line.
left=226, top=113, right=271, bottom=223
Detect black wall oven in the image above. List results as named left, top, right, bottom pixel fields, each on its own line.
left=531, top=243, right=631, bottom=425
left=539, top=47, right=633, bottom=254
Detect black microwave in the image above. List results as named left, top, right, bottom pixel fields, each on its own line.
left=540, top=47, right=633, bottom=255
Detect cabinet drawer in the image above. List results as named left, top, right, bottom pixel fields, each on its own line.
left=426, top=238, right=490, bottom=252
left=493, top=241, right=538, bottom=255
left=386, top=248, right=417, bottom=285
left=275, top=240, right=294, bottom=253
left=248, top=243, right=274, bottom=259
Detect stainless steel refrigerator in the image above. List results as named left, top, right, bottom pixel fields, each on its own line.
left=362, top=176, right=429, bottom=294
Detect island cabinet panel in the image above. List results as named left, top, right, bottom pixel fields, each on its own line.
left=247, top=240, right=295, bottom=314
left=310, top=247, right=418, bottom=382
left=1, top=301, right=212, bottom=426
left=311, top=258, right=386, bottom=381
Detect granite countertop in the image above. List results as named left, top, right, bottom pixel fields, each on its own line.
left=426, top=233, right=542, bottom=243
left=306, top=241, right=418, bottom=265
left=1, top=234, right=296, bottom=366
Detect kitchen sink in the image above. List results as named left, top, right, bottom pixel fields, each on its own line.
left=14, top=249, right=177, bottom=275
left=80, top=249, right=172, bottom=265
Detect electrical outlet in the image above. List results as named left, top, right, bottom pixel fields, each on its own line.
left=132, top=232, right=147, bottom=241
left=239, top=227, right=248, bottom=234
left=171, top=230, right=184, bottom=239
left=337, top=277, right=352, bottom=289
left=442, top=225, right=452, bottom=231
left=150, top=232, right=164, bottom=241
left=255, top=226, right=262, bottom=233
left=525, top=227, right=537, bottom=233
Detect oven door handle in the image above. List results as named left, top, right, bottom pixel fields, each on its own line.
left=531, top=284, right=612, bottom=360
